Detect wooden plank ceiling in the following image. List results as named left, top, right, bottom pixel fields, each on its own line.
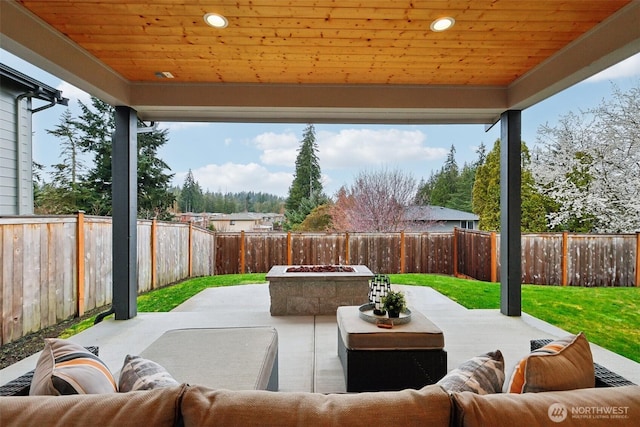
left=17, top=0, right=632, bottom=87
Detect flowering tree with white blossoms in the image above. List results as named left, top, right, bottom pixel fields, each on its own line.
left=532, top=84, right=640, bottom=232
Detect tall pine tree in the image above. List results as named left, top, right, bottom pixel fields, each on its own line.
left=137, top=123, right=175, bottom=219
left=35, top=109, right=90, bottom=213
left=76, top=97, right=114, bottom=215
left=179, top=169, right=204, bottom=212
left=285, top=124, right=323, bottom=228
left=429, top=145, right=459, bottom=207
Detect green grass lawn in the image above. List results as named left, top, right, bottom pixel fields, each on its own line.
left=390, top=274, right=640, bottom=363
left=61, top=272, right=640, bottom=364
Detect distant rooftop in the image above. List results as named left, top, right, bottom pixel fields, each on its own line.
left=405, top=206, right=479, bottom=222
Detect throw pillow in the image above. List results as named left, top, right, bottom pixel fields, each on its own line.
left=118, top=354, right=180, bottom=392
left=436, top=350, right=505, bottom=394
left=506, top=332, right=594, bottom=393
left=30, top=338, right=117, bottom=395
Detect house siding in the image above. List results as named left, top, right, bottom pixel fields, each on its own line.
left=0, top=80, right=33, bottom=215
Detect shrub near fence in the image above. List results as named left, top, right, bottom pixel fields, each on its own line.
left=1, top=215, right=639, bottom=345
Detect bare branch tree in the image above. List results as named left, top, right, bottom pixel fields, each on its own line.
left=331, top=167, right=416, bottom=232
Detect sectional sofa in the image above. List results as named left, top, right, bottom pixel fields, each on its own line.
left=1, top=330, right=638, bottom=426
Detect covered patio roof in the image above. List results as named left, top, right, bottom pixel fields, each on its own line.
left=2, top=0, right=639, bottom=320
left=2, top=1, right=639, bottom=125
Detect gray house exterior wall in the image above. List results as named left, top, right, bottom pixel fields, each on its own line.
left=0, top=64, right=67, bottom=215
left=0, top=78, right=32, bottom=214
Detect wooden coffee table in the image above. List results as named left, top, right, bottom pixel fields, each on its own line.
left=337, top=306, right=447, bottom=392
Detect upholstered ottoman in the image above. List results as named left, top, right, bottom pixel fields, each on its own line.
left=140, top=327, right=278, bottom=391
left=337, top=306, right=446, bottom=392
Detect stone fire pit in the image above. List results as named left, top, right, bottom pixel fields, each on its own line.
left=267, top=265, right=374, bottom=315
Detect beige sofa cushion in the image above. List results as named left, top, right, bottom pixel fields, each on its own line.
left=140, top=327, right=278, bottom=391
left=452, top=385, right=640, bottom=427
left=181, top=384, right=452, bottom=427
left=506, top=332, right=594, bottom=393
left=0, top=384, right=187, bottom=427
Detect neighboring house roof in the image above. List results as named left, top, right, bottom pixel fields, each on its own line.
left=404, top=206, right=479, bottom=222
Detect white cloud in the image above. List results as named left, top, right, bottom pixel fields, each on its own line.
left=56, top=81, right=91, bottom=105
left=253, top=131, right=300, bottom=166
left=250, top=128, right=448, bottom=171
left=317, top=128, right=448, bottom=169
left=176, top=162, right=292, bottom=197
left=586, top=53, right=640, bottom=83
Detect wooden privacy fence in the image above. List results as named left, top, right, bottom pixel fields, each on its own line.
left=225, top=231, right=453, bottom=275
left=2, top=214, right=639, bottom=345
left=455, top=229, right=640, bottom=287
left=0, top=215, right=215, bottom=345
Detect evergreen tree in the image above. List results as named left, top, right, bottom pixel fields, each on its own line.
left=472, top=139, right=548, bottom=232
left=62, top=97, right=175, bottom=217
left=179, top=169, right=204, bottom=212
left=296, top=204, right=333, bottom=231
left=429, top=145, right=458, bottom=206
left=35, top=109, right=91, bottom=213
left=287, top=191, right=329, bottom=230
left=137, top=124, right=175, bottom=220
left=47, top=109, right=84, bottom=191
left=447, top=162, right=475, bottom=212
left=285, top=124, right=323, bottom=228
left=415, top=143, right=483, bottom=213
left=472, top=141, right=501, bottom=230
left=75, top=97, right=114, bottom=215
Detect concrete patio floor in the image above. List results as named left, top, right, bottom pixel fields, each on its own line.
left=2, top=283, right=639, bottom=392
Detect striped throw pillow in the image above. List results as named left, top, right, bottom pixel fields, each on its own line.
left=437, top=350, right=505, bottom=394
left=118, top=355, right=180, bottom=392
left=507, top=332, right=594, bottom=393
left=30, top=338, right=117, bottom=395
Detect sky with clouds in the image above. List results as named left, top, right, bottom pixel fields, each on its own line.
left=2, top=49, right=639, bottom=198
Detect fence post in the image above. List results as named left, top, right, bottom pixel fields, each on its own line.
left=211, top=231, right=217, bottom=276
left=188, top=222, right=193, bottom=277
left=287, top=231, right=292, bottom=265
left=345, top=232, right=350, bottom=265
left=490, top=231, right=497, bottom=283
left=453, top=228, right=458, bottom=277
left=151, top=219, right=157, bottom=289
left=562, top=232, right=569, bottom=286
left=400, top=231, right=406, bottom=273
left=240, top=230, right=246, bottom=274
left=636, top=232, right=640, bottom=287
left=76, top=211, right=85, bottom=317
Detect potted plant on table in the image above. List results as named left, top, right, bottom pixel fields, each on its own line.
left=382, top=290, right=406, bottom=318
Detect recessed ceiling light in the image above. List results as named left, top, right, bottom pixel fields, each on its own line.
left=204, top=12, right=228, bottom=29
left=430, top=17, right=455, bottom=32
left=155, top=71, right=174, bottom=79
